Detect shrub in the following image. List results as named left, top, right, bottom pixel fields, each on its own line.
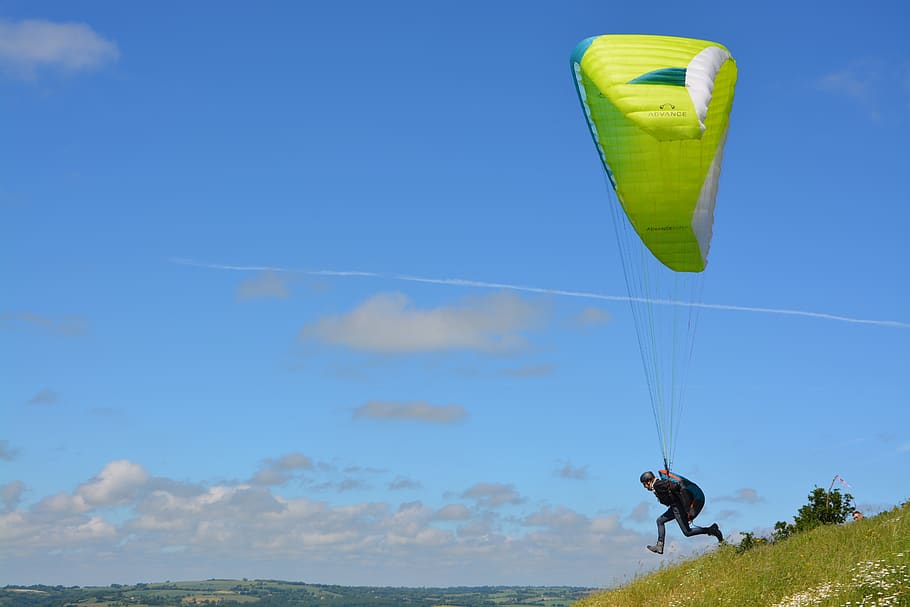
left=773, top=486, right=855, bottom=541
left=736, top=531, right=769, bottom=554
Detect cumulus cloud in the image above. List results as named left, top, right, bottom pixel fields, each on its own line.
left=524, top=505, right=588, bottom=530
left=300, top=291, right=547, bottom=354
left=388, top=477, right=422, bottom=491
left=590, top=514, right=621, bottom=534
left=574, top=307, right=611, bottom=327
left=251, top=453, right=314, bottom=486
left=384, top=501, right=450, bottom=547
left=555, top=462, right=589, bottom=480
left=1, top=481, right=25, bottom=512
left=276, top=453, right=313, bottom=469
left=76, top=460, right=150, bottom=507
left=251, top=470, right=295, bottom=487
left=0, top=458, right=715, bottom=587
left=460, top=483, right=524, bottom=508
left=237, top=271, right=290, bottom=300
left=322, top=477, right=370, bottom=493
left=353, top=401, right=468, bottom=424
left=1, top=312, right=89, bottom=336
left=434, top=504, right=471, bottom=521
left=34, top=491, right=90, bottom=515
left=0, top=18, right=119, bottom=79
left=715, top=488, right=763, bottom=504
left=629, top=501, right=652, bottom=523
left=715, top=509, right=740, bottom=521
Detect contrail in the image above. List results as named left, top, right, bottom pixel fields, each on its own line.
left=169, top=257, right=910, bottom=329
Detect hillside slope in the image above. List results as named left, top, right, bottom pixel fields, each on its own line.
left=576, top=505, right=909, bottom=607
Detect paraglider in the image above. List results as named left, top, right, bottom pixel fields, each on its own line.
left=640, top=469, right=722, bottom=554
left=570, top=35, right=738, bottom=473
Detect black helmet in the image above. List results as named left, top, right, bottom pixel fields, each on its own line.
left=640, top=471, right=655, bottom=484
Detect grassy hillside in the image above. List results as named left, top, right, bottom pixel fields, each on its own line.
left=577, top=504, right=909, bottom=607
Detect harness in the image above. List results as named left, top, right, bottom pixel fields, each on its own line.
left=659, top=469, right=705, bottom=521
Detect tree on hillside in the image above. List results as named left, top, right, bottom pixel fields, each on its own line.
left=773, top=485, right=855, bottom=541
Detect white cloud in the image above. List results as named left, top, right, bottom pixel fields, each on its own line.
left=0, top=18, right=119, bottom=78
left=315, top=477, right=370, bottom=493
left=524, top=506, right=587, bottom=530
left=353, top=401, right=468, bottom=424
left=388, top=477, right=422, bottom=491
left=0, top=459, right=718, bottom=587
left=0, top=510, right=116, bottom=550
left=461, top=482, right=524, bottom=508
left=251, top=453, right=314, bottom=486
left=35, top=492, right=90, bottom=514
left=0, top=511, right=34, bottom=544
left=590, top=514, right=621, bottom=534
left=574, top=307, right=611, bottom=327
left=301, top=291, right=547, bottom=353
left=60, top=516, right=118, bottom=543
left=629, top=501, right=652, bottom=523
left=277, top=453, right=314, bottom=469
left=384, top=501, right=446, bottom=547
left=76, top=460, right=150, bottom=507
left=715, top=488, right=763, bottom=504
left=555, top=462, right=589, bottom=480
left=1, top=481, right=25, bottom=512
left=434, top=504, right=471, bottom=521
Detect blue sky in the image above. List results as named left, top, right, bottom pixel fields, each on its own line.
left=2, top=0, right=908, bottom=589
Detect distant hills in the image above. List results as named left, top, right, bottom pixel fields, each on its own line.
left=0, top=579, right=595, bottom=607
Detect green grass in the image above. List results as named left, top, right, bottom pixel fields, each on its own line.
left=576, top=505, right=909, bottom=607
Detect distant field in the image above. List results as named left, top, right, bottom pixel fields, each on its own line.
left=0, top=580, right=593, bottom=607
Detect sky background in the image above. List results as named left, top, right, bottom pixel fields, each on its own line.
left=2, top=0, right=909, bottom=589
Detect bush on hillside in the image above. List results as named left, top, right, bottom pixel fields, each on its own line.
left=772, top=486, right=854, bottom=541
left=735, top=531, right=769, bottom=554
left=737, top=485, right=857, bottom=552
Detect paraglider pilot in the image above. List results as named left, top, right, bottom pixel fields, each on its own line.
left=640, top=470, right=723, bottom=554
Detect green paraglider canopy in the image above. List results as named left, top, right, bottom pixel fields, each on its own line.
left=570, top=34, right=738, bottom=469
